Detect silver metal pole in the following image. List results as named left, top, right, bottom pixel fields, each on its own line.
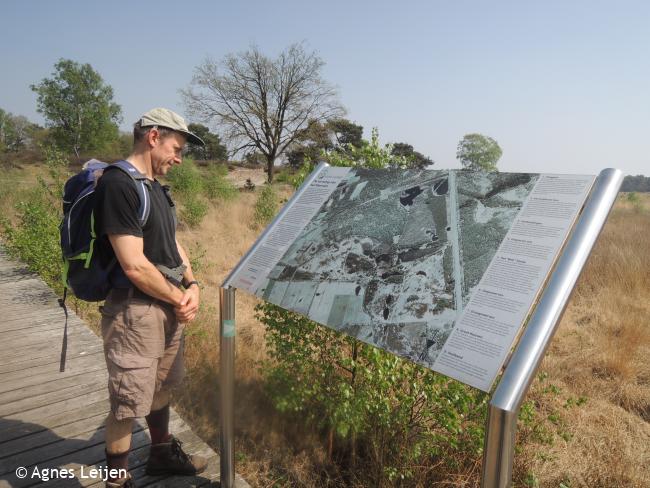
left=220, top=286, right=236, bottom=488
left=481, top=168, right=624, bottom=488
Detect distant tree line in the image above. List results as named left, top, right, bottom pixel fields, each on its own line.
left=620, top=175, right=650, bottom=192
left=6, top=49, right=508, bottom=180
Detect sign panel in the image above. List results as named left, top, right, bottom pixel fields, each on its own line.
left=229, top=168, right=594, bottom=391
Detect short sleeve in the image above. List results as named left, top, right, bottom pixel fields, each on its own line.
left=95, top=169, right=144, bottom=238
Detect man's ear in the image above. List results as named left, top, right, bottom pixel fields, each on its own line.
left=146, top=128, right=160, bottom=148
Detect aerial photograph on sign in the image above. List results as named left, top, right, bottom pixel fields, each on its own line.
left=256, top=168, right=539, bottom=369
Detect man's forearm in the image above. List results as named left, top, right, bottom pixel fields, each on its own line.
left=124, top=259, right=185, bottom=305
left=175, top=240, right=196, bottom=286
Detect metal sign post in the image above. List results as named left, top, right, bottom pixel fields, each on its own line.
left=220, top=286, right=236, bottom=488
left=481, top=168, right=623, bottom=487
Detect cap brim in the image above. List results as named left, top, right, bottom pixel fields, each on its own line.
left=182, top=130, right=205, bottom=146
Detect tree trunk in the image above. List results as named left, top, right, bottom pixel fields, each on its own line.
left=266, top=155, right=274, bottom=183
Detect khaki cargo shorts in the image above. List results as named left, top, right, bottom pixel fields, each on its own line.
left=100, top=288, right=185, bottom=420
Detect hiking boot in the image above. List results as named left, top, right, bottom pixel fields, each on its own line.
left=145, top=435, right=208, bottom=476
left=105, top=473, right=136, bottom=487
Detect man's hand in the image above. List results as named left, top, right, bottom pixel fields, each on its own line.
left=174, top=285, right=199, bottom=323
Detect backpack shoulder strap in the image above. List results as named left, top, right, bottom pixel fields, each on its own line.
left=104, top=161, right=152, bottom=227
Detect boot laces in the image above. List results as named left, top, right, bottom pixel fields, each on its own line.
left=170, top=437, right=191, bottom=464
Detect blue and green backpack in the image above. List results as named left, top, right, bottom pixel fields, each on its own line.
left=60, top=159, right=152, bottom=302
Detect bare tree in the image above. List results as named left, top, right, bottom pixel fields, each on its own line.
left=182, top=43, right=344, bottom=182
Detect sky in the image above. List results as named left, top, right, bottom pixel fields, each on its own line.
left=1, top=0, right=648, bottom=176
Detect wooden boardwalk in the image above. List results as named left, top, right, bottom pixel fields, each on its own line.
left=0, top=248, right=248, bottom=487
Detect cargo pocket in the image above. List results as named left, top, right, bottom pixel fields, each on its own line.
left=124, top=300, right=164, bottom=358
left=107, top=350, right=156, bottom=416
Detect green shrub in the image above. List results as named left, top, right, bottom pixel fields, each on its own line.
left=180, top=195, right=208, bottom=228
left=167, top=157, right=203, bottom=197
left=253, top=184, right=278, bottom=228
left=627, top=192, right=644, bottom=212
left=1, top=146, right=70, bottom=290
left=2, top=183, right=63, bottom=291
left=203, top=165, right=237, bottom=201
left=256, top=302, right=487, bottom=484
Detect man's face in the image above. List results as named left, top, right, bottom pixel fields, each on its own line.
left=150, top=130, right=187, bottom=177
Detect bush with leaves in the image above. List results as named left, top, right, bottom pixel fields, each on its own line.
left=1, top=146, right=70, bottom=290
left=166, top=157, right=203, bottom=198
left=203, top=164, right=237, bottom=201
left=253, top=184, right=278, bottom=228
left=256, top=130, right=489, bottom=485
left=179, top=195, right=208, bottom=228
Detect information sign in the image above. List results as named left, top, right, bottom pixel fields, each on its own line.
left=229, top=167, right=594, bottom=391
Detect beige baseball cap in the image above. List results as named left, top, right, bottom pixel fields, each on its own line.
left=138, top=107, right=205, bottom=146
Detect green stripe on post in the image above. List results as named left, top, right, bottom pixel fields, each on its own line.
left=223, top=319, right=236, bottom=337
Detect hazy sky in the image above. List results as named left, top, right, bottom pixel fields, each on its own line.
left=1, top=0, right=648, bottom=175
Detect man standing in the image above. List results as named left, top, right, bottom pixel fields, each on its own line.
left=94, top=108, right=208, bottom=487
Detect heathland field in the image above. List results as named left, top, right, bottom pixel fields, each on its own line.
left=1, top=160, right=648, bottom=488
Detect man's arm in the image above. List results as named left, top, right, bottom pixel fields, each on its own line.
left=175, top=238, right=200, bottom=323
left=176, top=238, right=197, bottom=287
left=109, top=234, right=185, bottom=306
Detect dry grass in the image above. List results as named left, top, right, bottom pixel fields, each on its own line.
left=515, top=194, right=650, bottom=487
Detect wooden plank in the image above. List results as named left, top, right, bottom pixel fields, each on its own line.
left=0, top=309, right=64, bottom=327
left=0, top=321, right=95, bottom=346
left=0, top=368, right=106, bottom=405
left=3, top=418, right=186, bottom=487
left=2, top=388, right=109, bottom=425
left=0, top=328, right=96, bottom=354
left=0, top=380, right=107, bottom=417
left=0, top=412, right=108, bottom=460
left=0, top=343, right=103, bottom=373
left=0, top=399, right=110, bottom=443
left=0, top=363, right=106, bottom=394
left=0, top=351, right=105, bottom=385
left=1, top=336, right=101, bottom=366
left=0, top=313, right=87, bottom=334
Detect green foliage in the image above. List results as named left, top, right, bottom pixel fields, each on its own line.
left=626, top=191, right=644, bottom=212
left=291, top=127, right=410, bottom=189
left=166, top=157, right=204, bottom=197
left=257, top=303, right=487, bottom=484
left=1, top=146, right=70, bottom=289
left=185, top=123, right=228, bottom=161
left=179, top=195, right=208, bottom=228
left=31, top=59, right=122, bottom=158
left=326, top=128, right=410, bottom=169
left=253, top=184, right=278, bottom=228
left=456, top=133, right=502, bottom=171
left=391, top=141, right=434, bottom=169
left=2, top=185, right=61, bottom=288
left=203, top=165, right=237, bottom=201
left=0, top=108, right=39, bottom=153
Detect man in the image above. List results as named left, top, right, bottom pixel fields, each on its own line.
left=94, top=108, right=207, bottom=487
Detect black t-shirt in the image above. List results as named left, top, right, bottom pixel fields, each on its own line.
left=94, top=166, right=183, bottom=270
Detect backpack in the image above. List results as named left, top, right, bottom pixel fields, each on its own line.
left=60, top=159, right=152, bottom=302
left=57, top=159, right=152, bottom=372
